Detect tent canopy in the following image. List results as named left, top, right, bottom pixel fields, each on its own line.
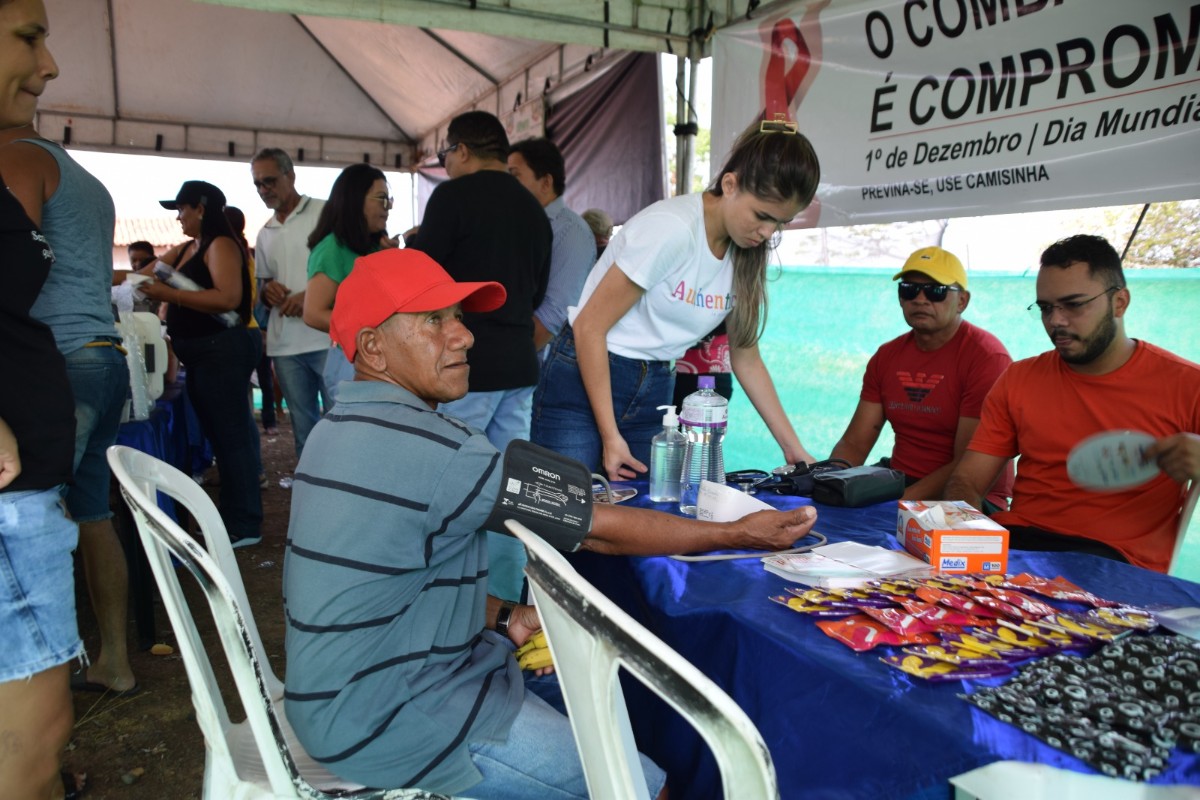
left=40, top=0, right=743, bottom=168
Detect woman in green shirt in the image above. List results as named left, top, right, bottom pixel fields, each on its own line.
left=302, top=163, right=391, bottom=402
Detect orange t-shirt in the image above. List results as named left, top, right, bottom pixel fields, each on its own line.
left=969, top=340, right=1200, bottom=572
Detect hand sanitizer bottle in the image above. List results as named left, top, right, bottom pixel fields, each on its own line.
left=648, top=404, right=687, bottom=503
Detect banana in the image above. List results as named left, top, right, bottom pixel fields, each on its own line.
left=514, top=630, right=548, bottom=659
left=518, top=646, right=555, bottom=671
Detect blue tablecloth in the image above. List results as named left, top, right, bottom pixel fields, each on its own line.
left=570, top=486, right=1200, bottom=800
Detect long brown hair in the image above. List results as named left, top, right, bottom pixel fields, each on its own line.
left=708, top=122, right=820, bottom=348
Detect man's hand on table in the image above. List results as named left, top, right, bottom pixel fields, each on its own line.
left=1145, top=433, right=1200, bottom=485
left=733, top=505, right=818, bottom=551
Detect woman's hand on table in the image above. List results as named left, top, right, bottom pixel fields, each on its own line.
left=601, top=432, right=647, bottom=482
left=734, top=505, right=818, bottom=551
left=784, top=444, right=817, bottom=468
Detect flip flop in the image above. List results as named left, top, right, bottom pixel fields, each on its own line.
left=61, top=770, right=88, bottom=799
left=69, top=670, right=141, bottom=697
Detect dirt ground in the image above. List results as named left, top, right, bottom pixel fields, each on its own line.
left=68, top=413, right=298, bottom=799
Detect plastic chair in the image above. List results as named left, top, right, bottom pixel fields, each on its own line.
left=1168, top=480, right=1200, bottom=577
left=504, top=519, right=779, bottom=800
left=108, top=445, right=449, bottom=800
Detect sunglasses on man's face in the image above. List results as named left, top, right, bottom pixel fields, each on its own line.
left=897, top=282, right=961, bottom=303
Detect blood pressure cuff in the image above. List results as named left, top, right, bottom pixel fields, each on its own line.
left=483, top=440, right=594, bottom=552
left=811, top=465, right=906, bottom=508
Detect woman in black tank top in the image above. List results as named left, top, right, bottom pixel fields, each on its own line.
left=141, top=180, right=264, bottom=546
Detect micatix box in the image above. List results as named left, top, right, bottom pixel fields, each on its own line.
left=896, top=500, right=1008, bottom=574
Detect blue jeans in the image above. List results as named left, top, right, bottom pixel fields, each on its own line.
left=63, top=343, right=130, bottom=522
left=531, top=327, right=675, bottom=473
left=322, top=345, right=357, bottom=408
left=440, top=387, right=534, bottom=603
left=273, top=349, right=330, bottom=457
left=173, top=327, right=263, bottom=539
left=0, top=487, right=83, bottom=682
left=467, top=676, right=666, bottom=799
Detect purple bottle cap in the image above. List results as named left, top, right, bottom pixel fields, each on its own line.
left=698, top=376, right=716, bottom=390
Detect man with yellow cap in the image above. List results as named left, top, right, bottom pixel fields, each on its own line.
left=281, top=248, right=816, bottom=798
left=830, top=246, right=1013, bottom=510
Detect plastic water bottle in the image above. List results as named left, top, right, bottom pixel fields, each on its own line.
left=648, top=404, right=687, bottom=503
left=679, top=376, right=727, bottom=516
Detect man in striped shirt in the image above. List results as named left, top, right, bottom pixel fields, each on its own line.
left=282, top=248, right=816, bottom=797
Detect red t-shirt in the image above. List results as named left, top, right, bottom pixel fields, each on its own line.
left=863, top=320, right=1013, bottom=507
left=968, top=340, right=1200, bottom=573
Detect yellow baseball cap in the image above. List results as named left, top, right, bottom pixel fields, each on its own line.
left=892, top=246, right=967, bottom=289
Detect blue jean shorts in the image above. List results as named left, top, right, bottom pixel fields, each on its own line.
left=0, top=487, right=84, bottom=682
left=64, top=342, right=130, bottom=522
left=467, top=677, right=667, bottom=799
left=531, top=326, right=675, bottom=473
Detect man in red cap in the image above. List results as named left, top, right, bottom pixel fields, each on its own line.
left=282, top=248, right=816, bottom=797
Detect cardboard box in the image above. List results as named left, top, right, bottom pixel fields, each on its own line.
left=896, top=500, right=1008, bottom=574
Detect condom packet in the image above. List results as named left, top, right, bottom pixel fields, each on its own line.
left=860, top=606, right=941, bottom=636
left=816, top=614, right=938, bottom=652
left=1033, top=612, right=1133, bottom=642
left=916, top=586, right=1005, bottom=619
left=970, top=592, right=1050, bottom=621
left=897, top=597, right=994, bottom=629
left=996, top=618, right=1085, bottom=648
left=1006, top=574, right=1119, bottom=607
left=902, top=644, right=1005, bottom=667
left=980, top=586, right=1059, bottom=618
left=941, top=631, right=1031, bottom=660
left=881, top=653, right=1015, bottom=682
left=785, top=587, right=875, bottom=611
left=969, top=626, right=1065, bottom=657
left=1089, top=606, right=1158, bottom=632
left=866, top=579, right=919, bottom=597
left=769, top=594, right=857, bottom=617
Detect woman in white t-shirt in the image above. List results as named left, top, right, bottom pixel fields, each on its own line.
left=531, top=121, right=820, bottom=481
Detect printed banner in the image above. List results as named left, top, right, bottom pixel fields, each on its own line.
left=712, top=0, right=1200, bottom=227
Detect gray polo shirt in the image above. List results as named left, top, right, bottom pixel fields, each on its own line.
left=283, top=379, right=522, bottom=793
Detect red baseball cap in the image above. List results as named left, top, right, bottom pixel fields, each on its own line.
left=330, top=249, right=506, bottom=362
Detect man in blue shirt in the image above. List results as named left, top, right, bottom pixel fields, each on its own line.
left=283, top=248, right=816, bottom=797
left=507, top=137, right=596, bottom=355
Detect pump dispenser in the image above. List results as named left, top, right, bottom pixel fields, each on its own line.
left=648, top=404, right=687, bottom=502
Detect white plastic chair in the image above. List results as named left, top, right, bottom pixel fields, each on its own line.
left=505, top=519, right=779, bottom=800
left=108, top=445, right=449, bottom=800
left=1168, top=480, right=1200, bottom=577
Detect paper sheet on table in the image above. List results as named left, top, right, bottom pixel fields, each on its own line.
left=696, top=479, right=774, bottom=522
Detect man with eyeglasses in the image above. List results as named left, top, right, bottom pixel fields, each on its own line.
left=831, top=246, right=1013, bottom=509
left=946, top=234, right=1200, bottom=573
left=405, top=111, right=552, bottom=602
left=507, top=137, right=595, bottom=354
left=250, top=147, right=329, bottom=459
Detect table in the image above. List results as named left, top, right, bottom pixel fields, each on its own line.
left=570, top=486, right=1200, bottom=800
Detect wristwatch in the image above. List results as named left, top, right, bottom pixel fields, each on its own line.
left=495, top=601, right=516, bottom=639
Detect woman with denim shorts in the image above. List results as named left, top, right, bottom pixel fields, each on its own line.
left=532, top=120, right=822, bottom=481
left=0, top=5, right=88, bottom=797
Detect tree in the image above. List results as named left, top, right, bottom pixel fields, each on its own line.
left=1104, top=201, right=1200, bottom=268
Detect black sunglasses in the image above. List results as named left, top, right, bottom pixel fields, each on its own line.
left=898, top=282, right=961, bottom=303
left=436, top=142, right=458, bottom=167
